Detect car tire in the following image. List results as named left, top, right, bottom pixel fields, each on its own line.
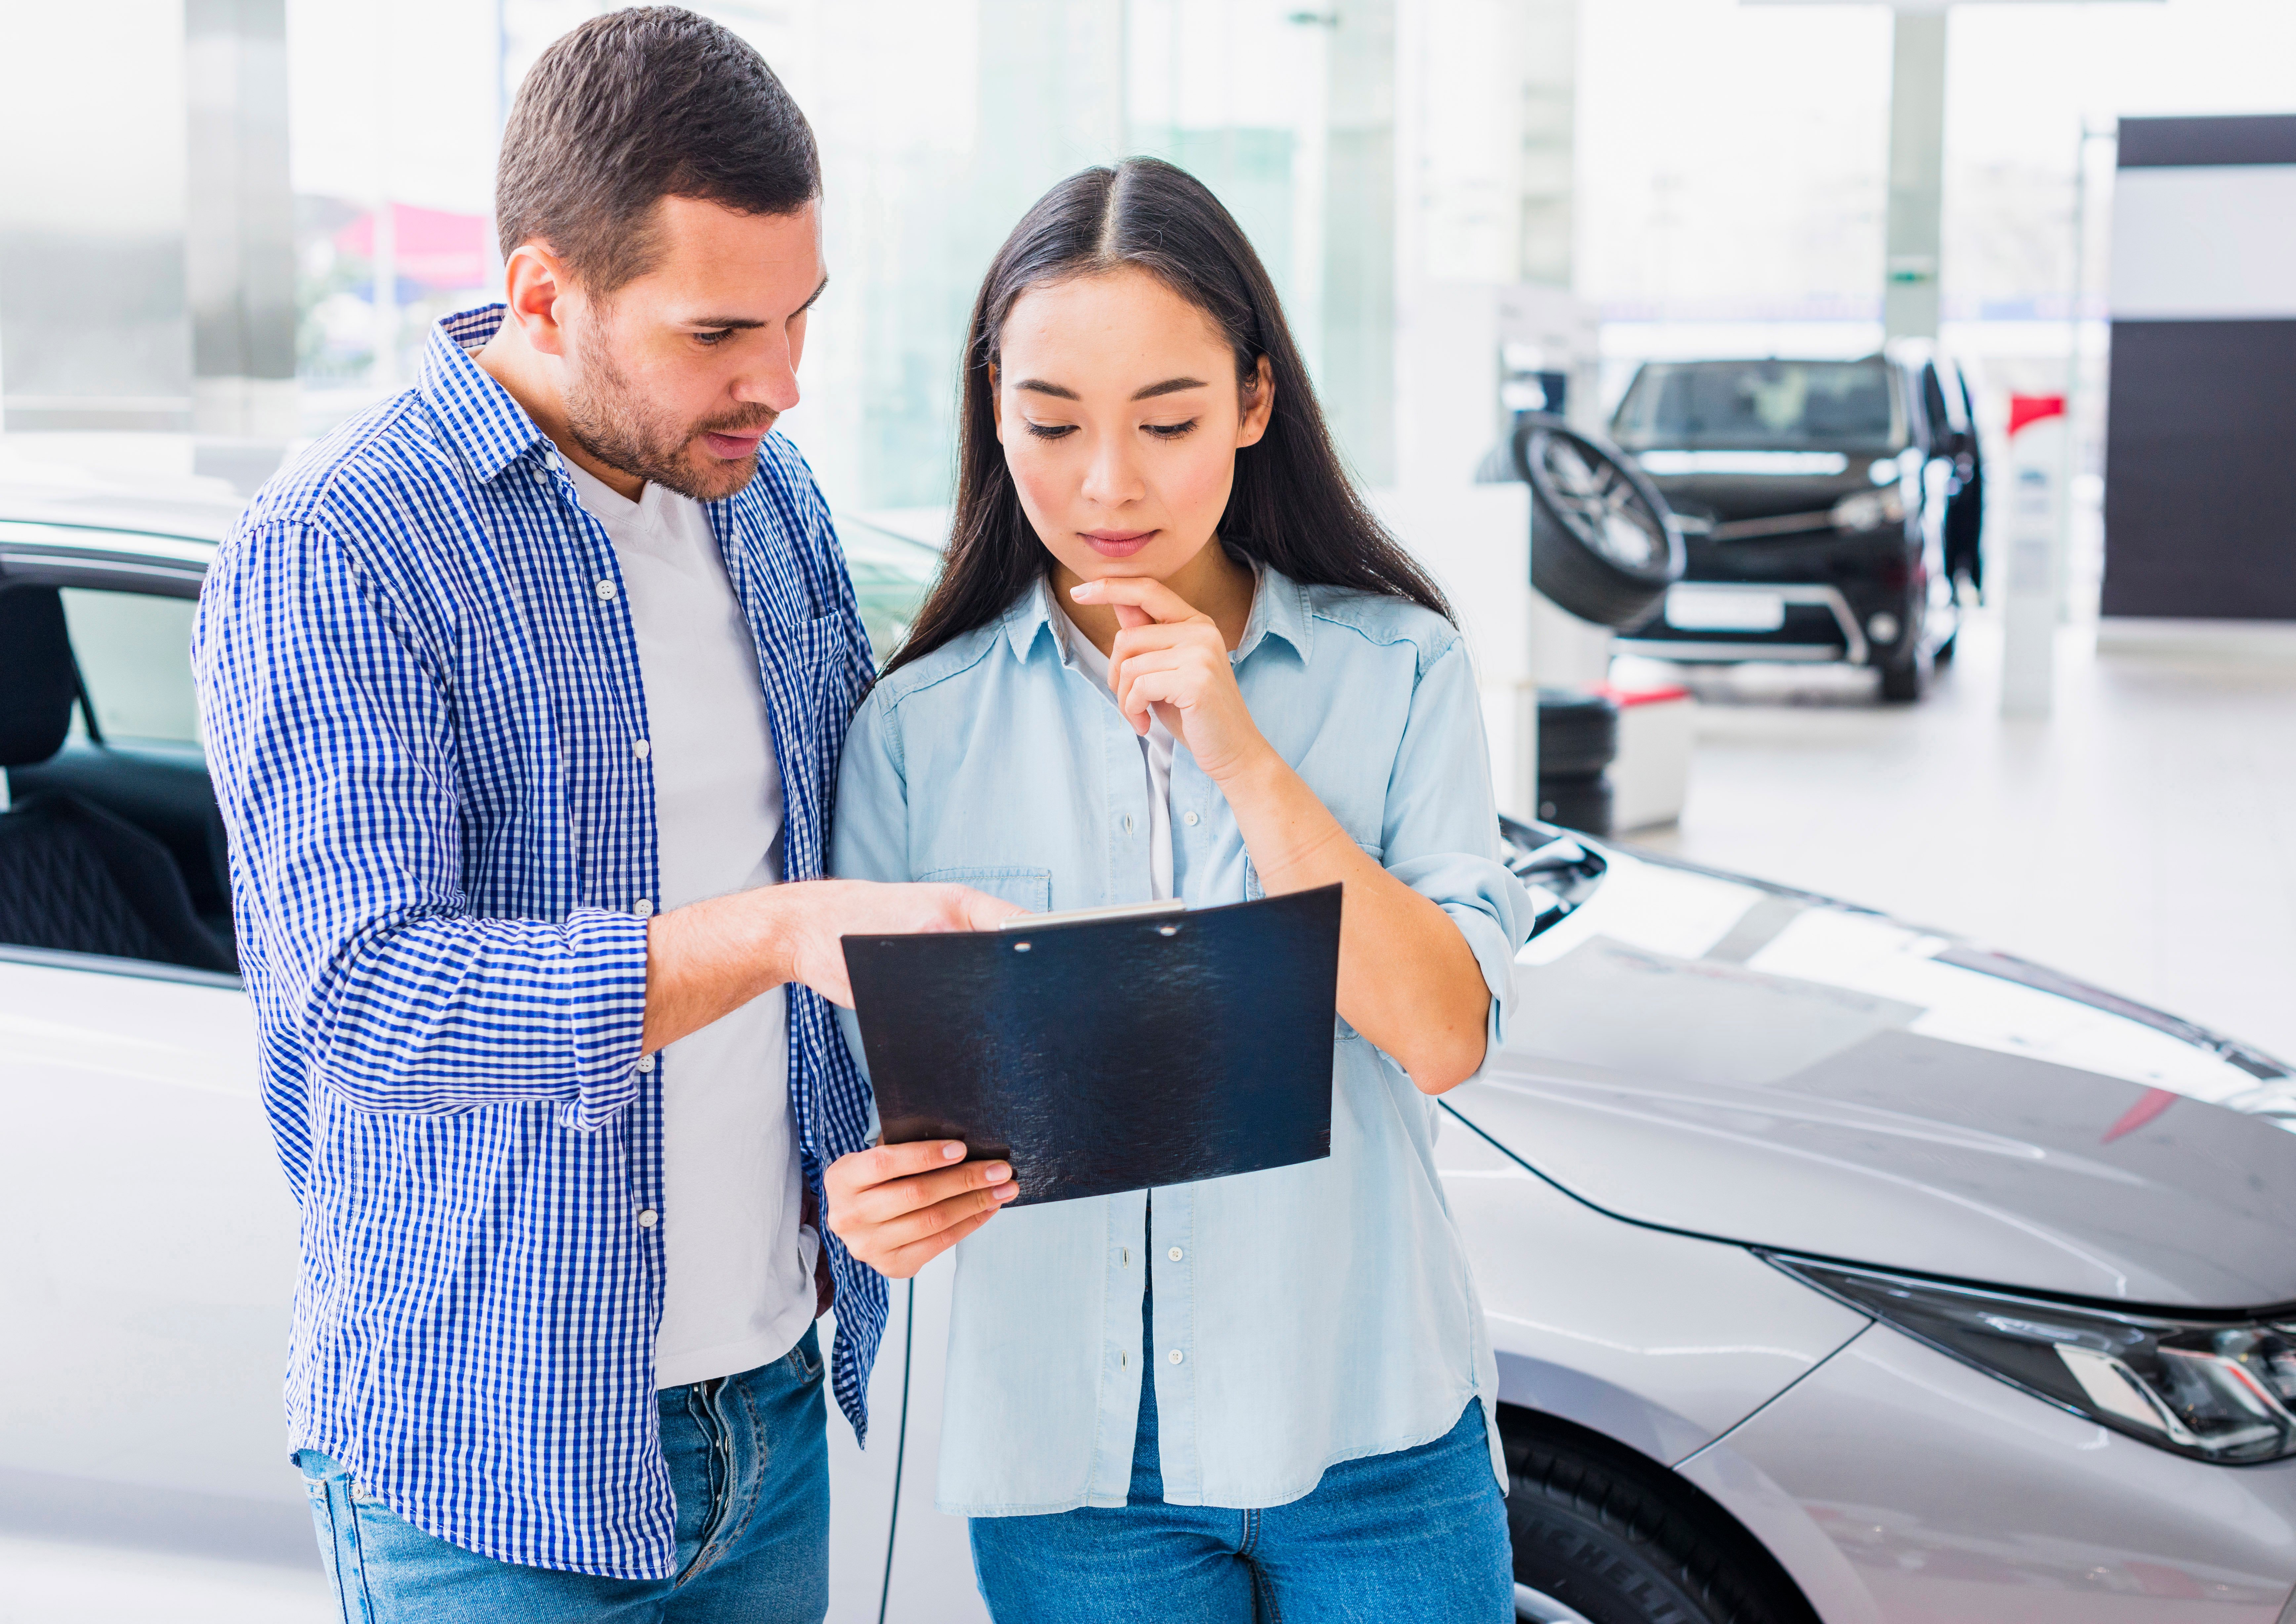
left=1536, top=772, right=1613, bottom=838
left=1878, top=643, right=1931, bottom=703
left=1538, top=690, right=1620, bottom=778
left=1505, top=1424, right=1812, bottom=1624
left=1514, top=416, right=1685, bottom=630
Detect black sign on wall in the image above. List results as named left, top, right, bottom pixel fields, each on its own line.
left=2103, top=115, right=2296, bottom=622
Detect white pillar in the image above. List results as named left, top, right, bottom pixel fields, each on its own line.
left=1882, top=9, right=1946, bottom=341
left=186, top=0, right=298, bottom=438
left=2001, top=398, right=2068, bottom=717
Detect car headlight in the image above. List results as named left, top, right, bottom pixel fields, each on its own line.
left=1770, top=1256, right=2296, bottom=1464
left=1828, top=487, right=1907, bottom=533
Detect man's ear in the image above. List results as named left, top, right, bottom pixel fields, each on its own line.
left=503, top=242, right=575, bottom=359
left=1235, top=354, right=1275, bottom=449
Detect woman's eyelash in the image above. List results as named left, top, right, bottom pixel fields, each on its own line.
left=1021, top=419, right=1198, bottom=441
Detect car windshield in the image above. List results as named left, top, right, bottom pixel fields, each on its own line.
left=1612, top=359, right=1903, bottom=453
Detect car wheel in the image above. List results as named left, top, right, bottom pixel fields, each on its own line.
left=1513, top=416, right=1685, bottom=629
left=1878, top=644, right=1931, bottom=703
left=1538, top=689, right=1621, bottom=778
left=1505, top=1424, right=1812, bottom=1624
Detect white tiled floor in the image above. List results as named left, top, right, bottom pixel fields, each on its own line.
left=1623, top=607, right=2296, bottom=1065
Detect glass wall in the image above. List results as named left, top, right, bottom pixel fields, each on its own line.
left=278, top=0, right=1404, bottom=512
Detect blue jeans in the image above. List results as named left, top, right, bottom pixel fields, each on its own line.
left=968, top=1288, right=1511, bottom=1623
left=298, top=1327, right=829, bottom=1623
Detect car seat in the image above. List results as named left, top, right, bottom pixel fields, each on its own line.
left=0, top=585, right=236, bottom=973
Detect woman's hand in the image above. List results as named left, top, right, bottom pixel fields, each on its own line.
left=1070, top=577, right=1273, bottom=783
left=824, top=1140, right=1019, bottom=1279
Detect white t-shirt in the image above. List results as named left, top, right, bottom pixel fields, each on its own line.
left=565, top=461, right=818, bottom=1390
left=1061, top=611, right=1177, bottom=902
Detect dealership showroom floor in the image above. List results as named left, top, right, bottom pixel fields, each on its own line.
left=1630, top=613, right=2296, bottom=1068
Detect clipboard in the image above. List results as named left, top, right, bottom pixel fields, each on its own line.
left=842, top=884, right=1342, bottom=1206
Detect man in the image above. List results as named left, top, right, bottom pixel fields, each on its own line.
left=194, top=10, right=1017, bottom=1615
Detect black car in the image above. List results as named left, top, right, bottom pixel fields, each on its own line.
left=1607, top=346, right=1984, bottom=701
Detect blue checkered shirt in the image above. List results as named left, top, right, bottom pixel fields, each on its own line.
left=191, top=305, right=885, bottom=1579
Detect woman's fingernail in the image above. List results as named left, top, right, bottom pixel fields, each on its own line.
left=996, top=1183, right=1020, bottom=1200
left=984, top=1162, right=1012, bottom=1183
left=943, top=1142, right=966, bottom=1160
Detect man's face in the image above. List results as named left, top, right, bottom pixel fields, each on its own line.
left=559, top=196, right=826, bottom=503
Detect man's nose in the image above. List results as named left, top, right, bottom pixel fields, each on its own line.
left=735, top=335, right=802, bottom=414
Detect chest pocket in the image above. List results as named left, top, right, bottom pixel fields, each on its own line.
left=919, top=865, right=1052, bottom=914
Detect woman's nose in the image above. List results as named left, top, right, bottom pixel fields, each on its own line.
left=1080, top=432, right=1145, bottom=508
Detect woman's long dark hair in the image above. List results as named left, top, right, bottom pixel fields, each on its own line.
left=883, top=157, right=1451, bottom=675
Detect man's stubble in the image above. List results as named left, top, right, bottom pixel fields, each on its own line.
left=561, top=314, right=776, bottom=503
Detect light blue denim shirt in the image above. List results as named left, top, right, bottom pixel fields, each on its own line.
left=831, top=565, right=1532, bottom=1516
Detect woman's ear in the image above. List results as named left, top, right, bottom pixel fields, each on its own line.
left=1235, top=354, right=1275, bottom=449
left=987, top=362, right=1003, bottom=437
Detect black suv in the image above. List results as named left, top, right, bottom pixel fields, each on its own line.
left=1608, top=345, right=1983, bottom=701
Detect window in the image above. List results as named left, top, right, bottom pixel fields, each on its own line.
left=1612, top=360, right=1904, bottom=453
left=59, top=589, right=201, bottom=747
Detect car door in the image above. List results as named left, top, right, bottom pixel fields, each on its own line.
left=0, top=552, right=306, bottom=1562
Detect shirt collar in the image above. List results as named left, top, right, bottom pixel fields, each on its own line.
left=419, top=304, right=552, bottom=483
left=997, top=558, right=1314, bottom=668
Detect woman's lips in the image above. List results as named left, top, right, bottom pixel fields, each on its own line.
left=1082, top=529, right=1155, bottom=558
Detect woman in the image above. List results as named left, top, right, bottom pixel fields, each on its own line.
left=824, top=158, right=1528, bottom=1622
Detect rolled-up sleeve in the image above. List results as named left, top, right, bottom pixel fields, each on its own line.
left=194, top=519, right=649, bottom=1126
left=1378, top=638, right=1534, bottom=1053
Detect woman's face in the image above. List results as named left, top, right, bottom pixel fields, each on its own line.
left=993, top=267, right=1273, bottom=585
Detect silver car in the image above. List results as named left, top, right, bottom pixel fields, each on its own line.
left=6, top=489, right=2296, bottom=1624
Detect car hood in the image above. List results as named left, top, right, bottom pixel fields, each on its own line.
left=1447, top=846, right=2296, bottom=1309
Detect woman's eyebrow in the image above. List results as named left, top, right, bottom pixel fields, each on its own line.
left=1010, top=375, right=1208, bottom=401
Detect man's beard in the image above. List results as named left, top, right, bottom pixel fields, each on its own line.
left=561, top=336, right=776, bottom=503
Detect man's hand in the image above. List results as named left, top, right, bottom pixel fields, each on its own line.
left=825, top=1140, right=1019, bottom=1278
left=774, top=879, right=1021, bottom=1009
left=642, top=878, right=1023, bottom=1054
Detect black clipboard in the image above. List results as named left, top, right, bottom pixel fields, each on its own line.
left=842, top=884, right=1341, bottom=1206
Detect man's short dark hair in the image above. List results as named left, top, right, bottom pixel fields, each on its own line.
left=496, top=7, right=820, bottom=294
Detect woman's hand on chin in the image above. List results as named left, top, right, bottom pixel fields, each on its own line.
left=1072, top=576, right=1273, bottom=784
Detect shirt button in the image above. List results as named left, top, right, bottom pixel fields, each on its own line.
left=595, top=579, right=618, bottom=601
left=637, top=1208, right=659, bottom=1229
left=1184, top=812, right=1200, bottom=827
left=633, top=898, right=653, bottom=918
left=632, top=738, right=651, bottom=760
left=636, top=1054, right=655, bottom=1075
left=1123, top=815, right=1135, bottom=834
left=1168, top=1349, right=1184, bottom=1365
left=1167, top=1246, right=1183, bottom=1262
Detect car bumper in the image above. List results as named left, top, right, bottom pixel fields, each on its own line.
left=1618, top=581, right=1874, bottom=666
left=1680, top=1321, right=2296, bottom=1623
